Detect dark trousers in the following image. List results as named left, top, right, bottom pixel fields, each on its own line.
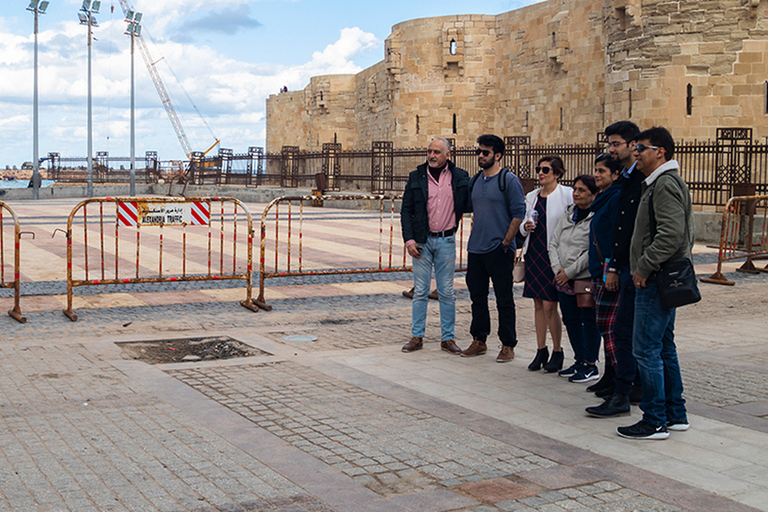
left=557, top=291, right=600, bottom=363
left=466, top=245, right=517, bottom=347
left=613, top=265, right=639, bottom=395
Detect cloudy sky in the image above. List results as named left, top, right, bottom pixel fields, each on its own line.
left=1, top=0, right=541, bottom=166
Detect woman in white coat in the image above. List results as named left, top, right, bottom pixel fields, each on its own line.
left=519, top=156, right=574, bottom=372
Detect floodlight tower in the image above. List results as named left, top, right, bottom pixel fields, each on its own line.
left=28, top=0, right=49, bottom=200
left=124, top=10, right=142, bottom=196
left=78, top=0, right=100, bottom=198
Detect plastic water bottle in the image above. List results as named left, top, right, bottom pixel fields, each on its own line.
left=531, top=210, right=539, bottom=225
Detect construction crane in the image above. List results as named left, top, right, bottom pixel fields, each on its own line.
left=116, top=0, right=218, bottom=159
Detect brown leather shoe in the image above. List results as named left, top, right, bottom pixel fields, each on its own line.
left=402, top=337, right=423, bottom=352
left=402, top=287, right=415, bottom=299
left=440, top=340, right=462, bottom=355
left=461, top=338, right=487, bottom=357
left=496, top=345, right=515, bottom=363
left=428, top=289, right=439, bottom=300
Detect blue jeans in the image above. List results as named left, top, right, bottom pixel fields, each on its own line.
left=411, top=234, right=456, bottom=341
left=557, top=290, right=600, bottom=363
left=632, top=280, right=687, bottom=427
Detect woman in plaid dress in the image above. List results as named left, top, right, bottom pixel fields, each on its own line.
left=520, top=156, right=573, bottom=372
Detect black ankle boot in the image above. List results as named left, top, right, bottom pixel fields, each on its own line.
left=528, top=347, right=549, bottom=371
left=587, top=363, right=615, bottom=393
left=585, top=393, right=630, bottom=417
left=543, top=350, right=564, bottom=373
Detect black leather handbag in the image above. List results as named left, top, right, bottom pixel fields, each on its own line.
left=656, top=257, right=701, bottom=309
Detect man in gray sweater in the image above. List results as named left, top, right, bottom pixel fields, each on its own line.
left=617, top=127, right=694, bottom=440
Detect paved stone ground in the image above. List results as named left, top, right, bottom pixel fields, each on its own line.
left=1, top=197, right=767, bottom=512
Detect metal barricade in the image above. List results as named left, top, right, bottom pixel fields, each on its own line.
left=701, top=195, right=768, bottom=286
left=253, top=194, right=469, bottom=311
left=64, top=197, right=259, bottom=321
left=0, top=202, right=25, bottom=323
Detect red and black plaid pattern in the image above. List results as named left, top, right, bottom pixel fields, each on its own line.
left=593, top=279, right=619, bottom=367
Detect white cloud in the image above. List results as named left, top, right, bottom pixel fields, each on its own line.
left=0, top=17, right=380, bottom=164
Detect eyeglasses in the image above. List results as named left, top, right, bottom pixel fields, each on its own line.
left=634, top=144, right=661, bottom=153
left=475, top=149, right=491, bottom=156
left=606, top=140, right=626, bottom=148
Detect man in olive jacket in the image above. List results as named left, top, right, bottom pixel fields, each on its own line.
left=617, top=127, right=694, bottom=440
left=400, top=138, right=469, bottom=354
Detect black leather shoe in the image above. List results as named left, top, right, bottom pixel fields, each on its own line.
left=586, top=393, right=630, bottom=417
left=528, top=347, right=549, bottom=371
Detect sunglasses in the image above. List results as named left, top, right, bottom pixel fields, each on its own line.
left=634, top=144, right=661, bottom=153
left=475, top=149, right=492, bottom=156
left=535, top=165, right=553, bottom=174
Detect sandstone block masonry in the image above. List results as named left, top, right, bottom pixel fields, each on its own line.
left=267, top=0, right=768, bottom=152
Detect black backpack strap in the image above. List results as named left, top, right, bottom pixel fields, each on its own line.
left=499, top=168, right=508, bottom=192
left=469, top=171, right=482, bottom=195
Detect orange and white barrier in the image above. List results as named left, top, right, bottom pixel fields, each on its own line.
left=63, top=197, right=259, bottom=321
left=701, top=195, right=768, bottom=286
left=0, top=202, right=25, bottom=323
left=253, top=194, right=469, bottom=311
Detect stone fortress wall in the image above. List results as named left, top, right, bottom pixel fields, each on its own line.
left=266, top=0, right=768, bottom=152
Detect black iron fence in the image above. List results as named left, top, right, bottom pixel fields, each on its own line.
left=42, top=128, right=768, bottom=207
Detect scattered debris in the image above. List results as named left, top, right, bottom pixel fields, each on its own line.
left=116, top=336, right=269, bottom=364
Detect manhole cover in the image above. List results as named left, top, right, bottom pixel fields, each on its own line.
left=283, top=335, right=318, bottom=342
left=117, top=336, right=269, bottom=364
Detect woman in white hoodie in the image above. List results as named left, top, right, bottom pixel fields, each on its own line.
left=520, top=156, right=574, bottom=372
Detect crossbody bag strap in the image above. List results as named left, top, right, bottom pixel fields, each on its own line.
left=592, top=230, right=605, bottom=262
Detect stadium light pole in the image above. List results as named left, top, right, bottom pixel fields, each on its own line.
left=28, top=0, right=50, bottom=200
left=78, top=0, right=100, bottom=198
left=125, top=11, right=142, bottom=196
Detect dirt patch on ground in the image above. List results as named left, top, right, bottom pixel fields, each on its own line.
left=117, top=336, right=269, bottom=364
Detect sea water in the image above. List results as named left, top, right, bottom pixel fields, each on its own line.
left=0, top=180, right=56, bottom=189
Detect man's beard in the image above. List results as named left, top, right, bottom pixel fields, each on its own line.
left=479, top=158, right=495, bottom=170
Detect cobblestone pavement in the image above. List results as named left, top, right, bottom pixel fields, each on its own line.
left=167, top=362, right=691, bottom=512
left=1, top=198, right=767, bottom=512
left=0, top=345, right=333, bottom=512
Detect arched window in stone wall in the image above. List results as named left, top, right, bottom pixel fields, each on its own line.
left=452, top=113, right=457, bottom=134
left=416, top=115, right=420, bottom=134
left=450, top=39, right=457, bottom=55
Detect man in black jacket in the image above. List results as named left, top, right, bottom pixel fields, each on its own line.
left=400, top=138, right=469, bottom=354
left=587, top=120, right=643, bottom=417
